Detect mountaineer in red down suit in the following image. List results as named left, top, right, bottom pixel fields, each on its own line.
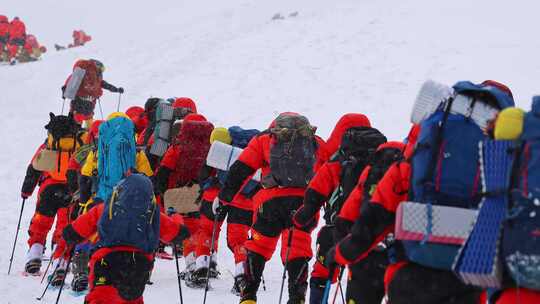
left=69, top=30, right=92, bottom=48
left=138, top=97, right=197, bottom=170
left=62, top=59, right=124, bottom=124
left=292, top=113, right=389, bottom=304
left=154, top=113, right=213, bottom=272
left=326, top=125, right=482, bottom=304
left=217, top=112, right=330, bottom=304
left=191, top=127, right=261, bottom=293
left=0, top=15, right=9, bottom=60
left=6, top=17, right=26, bottom=63
left=333, top=141, right=405, bottom=304
left=62, top=174, right=190, bottom=304
left=21, top=113, right=84, bottom=276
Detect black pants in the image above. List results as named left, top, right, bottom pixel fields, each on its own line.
left=92, top=251, right=153, bottom=301
left=346, top=249, right=388, bottom=304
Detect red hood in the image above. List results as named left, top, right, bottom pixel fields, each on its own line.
left=173, top=97, right=197, bottom=113
left=184, top=113, right=207, bottom=122
left=377, top=141, right=406, bottom=152
left=326, top=113, right=371, bottom=156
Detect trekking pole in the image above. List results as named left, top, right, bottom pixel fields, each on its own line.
left=36, top=258, right=62, bottom=300
left=173, top=246, right=184, bottom=304
left=321, top=265, right=336, bottom=304
left=40, top=256, right=54, bottom=284
left=97, top=99, right=104, bottom=119
left=40, top=243, right=70, bottom=284
left=202, top=211, right=221, bottom=304
left=7, top=198, right=26, bottom=275
left=116, top=92, right=122, bottom=112
left=261, top=274, right=267, bottom=291
left=331, top=267, right=345, bottom=304
left=278, top=226, right=294, bottom=304
left=54, top=250, right=74, bottom=304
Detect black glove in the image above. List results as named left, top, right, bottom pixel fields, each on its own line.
left=118, top=87, right=124, bottom=94
left=325, top=245, right=338, bottom=270
left=293, top=205, right=315, bottom=229
left=212, top=197, right=228, bottom=216
left=61, top=85, right=66, bottom=95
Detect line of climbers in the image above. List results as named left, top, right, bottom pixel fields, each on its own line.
left=16, top=58, right=540, bottom=304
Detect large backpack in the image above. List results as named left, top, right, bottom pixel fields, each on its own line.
left=96, top=117, right=136, bottom=202
left=361, top=142, right=405, bottom=203
left=268, top=114, right=317, bottom=188
left=34, top=113, right=83, bottom=181
left=171, top=119, right=214, bottom=187
left=216, top=126, right=260, bottom=195
left=326, top=127, right=387, bottom=222
left=97, top=173, right=160, bottom=253
left=63, top=59, right=102, bottom=100
left=502, top=98, right=540, bottom=290
left=404, top=81, right=514, bottom=270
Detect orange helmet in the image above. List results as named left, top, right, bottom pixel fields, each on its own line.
left=125, top=106, right=147, bottom=133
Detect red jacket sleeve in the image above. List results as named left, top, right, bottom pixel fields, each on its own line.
left=293, top=161, right=340, bottom=227
left=160, top=145, right=179, bottom=170
left=70, top=203, right=103, bottom=240
left=370, top=162, right=410, bottom=212
left=237, top=134, right=266, bottom=171
left=335, top=162, right=410, bottom=265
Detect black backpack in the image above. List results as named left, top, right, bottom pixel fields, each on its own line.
left=45, top=112, right=82, bottom=150
left=326, top=127, right=387, bottom=222
left=268, top=114, right=317, bottom=188
left=361, top=144, right=404, bottom=211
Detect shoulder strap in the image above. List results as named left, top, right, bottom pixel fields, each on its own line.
left=422, top=97, right=455, bottom=187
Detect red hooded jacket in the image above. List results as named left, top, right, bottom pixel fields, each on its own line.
left=292, top=113, right=372, bottom=228
left=334, top=125, right=419, bottom=266
left=8, top=18, right=26, bottom=40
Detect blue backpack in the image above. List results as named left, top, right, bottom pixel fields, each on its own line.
left=216, top=126, right=260, bottom=195
left=228, top=126, right=259, bottom=148
left=96, top=117, right=136, bottom=203
left=98, top=174, right=160, bottom=253
left=404, top=81, right=514, bottom=270
left=502, top=97, right=540, bottom=290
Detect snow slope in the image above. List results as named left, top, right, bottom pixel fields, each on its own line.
left=1, top=0, right=540, bottom=303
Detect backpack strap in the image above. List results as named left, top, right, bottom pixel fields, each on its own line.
left=422, top=97, right=455, bottom=190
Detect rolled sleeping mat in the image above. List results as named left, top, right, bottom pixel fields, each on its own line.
left=206, top=141, right=261, bottom=181
left=411, top=80, right=454, bottom=124
left=63, top=67, right=86, bottom=100
left=150, top=102, right=174, bottom=157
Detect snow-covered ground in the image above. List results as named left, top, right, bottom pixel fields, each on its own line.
left=1, top=0, right=539, bottom=303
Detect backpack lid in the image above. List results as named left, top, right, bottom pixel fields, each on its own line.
left=113, top=173, right=154, bottom=207
left=452, top=81, right=515, bottom=110
left=228, top=126, right=259, bottom=148
left=370, top=142, right=405, bottom=166
left=271, top=113, right=315, bottom=140
left=339, top=127, right=387, bottom=159
left=45, top=112, right=81, bottom=140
